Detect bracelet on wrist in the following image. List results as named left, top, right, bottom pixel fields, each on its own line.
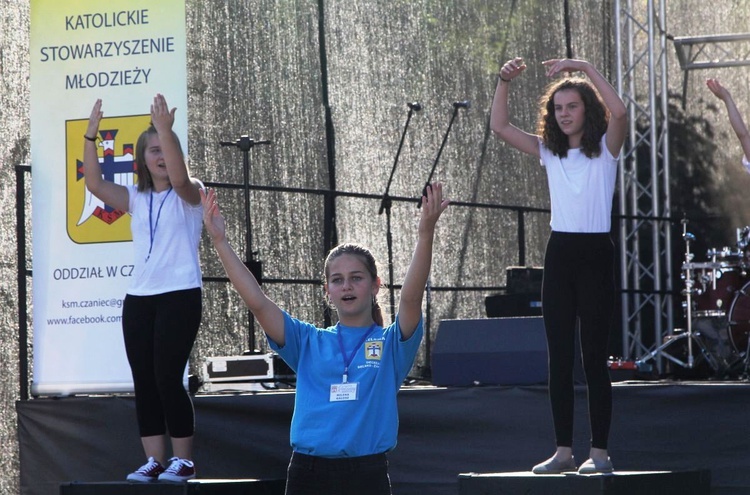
left=84, top=134, right=97, bottom=142
left=498, top=74, right=511, bottom=83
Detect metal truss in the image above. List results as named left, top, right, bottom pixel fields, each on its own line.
left=673, top=33, right=750, bottom=70
left=615, top=0, right=674, bottom=370
left=673, top=33, right=750, bottom=106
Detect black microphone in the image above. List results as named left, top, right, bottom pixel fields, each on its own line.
left=453, top=100, right=471, bottom=109
left=407, top=102, right=422, bottom=111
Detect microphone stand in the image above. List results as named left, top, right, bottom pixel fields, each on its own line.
left=419, top=102, right=468, bottom=203
left=418, top=101, right=468, bottom=381
left=220, top=134, right=271, bottom=354
left=379, top=103, right=421, bottom=320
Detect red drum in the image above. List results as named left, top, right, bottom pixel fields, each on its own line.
left=688, top=262, right=744, bottom=317
left=728, top=282, right=750, bottom=354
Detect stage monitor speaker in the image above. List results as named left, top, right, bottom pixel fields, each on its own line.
left=431, top=317, right=548, bottom=387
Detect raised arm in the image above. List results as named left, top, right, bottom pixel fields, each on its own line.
left=491, top=57, right=542, bottom=157
left=707, top=78, right=750, bottom=162
left=82, top=99, right=129, bottom=212
left=151, top=94, right=202, bottom=205
left=201, top=188, right=286, bottom=346
left=543, top=58, right=628, bottom=157
left=397, top=182, right=450, bottom=340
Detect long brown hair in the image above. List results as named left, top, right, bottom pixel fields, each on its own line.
left=134, top=125, right=184, bottom=192
left=323, top=243, right=384, bottom=327
left=536, top=78, right=608, bottom=158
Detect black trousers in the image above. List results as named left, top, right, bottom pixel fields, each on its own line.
left=542, top=232, right=614, bottom=449
left=122, top=288, right=202, bottom=438
left=285, top=452, right=391, bottom=495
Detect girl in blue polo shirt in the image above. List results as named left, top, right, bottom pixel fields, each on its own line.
left=201, top=183, right=449, bottom=494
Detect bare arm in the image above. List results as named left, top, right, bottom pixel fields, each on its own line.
left=543, top=58, right=628, bottom=157
left=201, top=188, right=286, bottom=345
left=151, top=94, right=202, bottom=205
left=397, top=182, right=450, bottom=340
left=490, top=57, right=541, bottom=157
left=82, top=99, right=129, bottom=212
left=707, top=78, right=750, bottom=161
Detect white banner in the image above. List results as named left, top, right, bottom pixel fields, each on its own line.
left=30, top=0, right=188, bottom=395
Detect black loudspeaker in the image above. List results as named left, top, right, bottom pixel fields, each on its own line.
left=506, top=266, right=543, bottom=293
left=431, top=317, right=548, bottom=386
left=484, top=292, right=542, bottom=317
left=485, top=266, right=544, bottom=318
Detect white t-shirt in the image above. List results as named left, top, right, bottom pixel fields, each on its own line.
left=539, top=134, right=618, bottom=233
left=126, top=185, right=203, bottom=295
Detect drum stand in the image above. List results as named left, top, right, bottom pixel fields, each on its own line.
left=636, top=221, right=720, bottom=374
left=740, top=337, right=750, bottom=379
left=734, top=226, right=750, bottom=379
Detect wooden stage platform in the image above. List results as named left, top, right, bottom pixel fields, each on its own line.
left=458, top=469, right=711, bottom=494
left=59, top=479, right=286, bottom=494
left=57, top=470, right=712, bottom=495
left=17, top=381, right=750, bottom=494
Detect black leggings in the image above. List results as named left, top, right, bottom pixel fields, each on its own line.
left=122, top=288, right=202, bottom=438
left=542, top=232, right=614, bottom=450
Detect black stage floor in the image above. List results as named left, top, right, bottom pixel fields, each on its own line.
left=16, top=381, right=750, bottom=495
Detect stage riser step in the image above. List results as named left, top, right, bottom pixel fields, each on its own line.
left=60, top=479, right=286, bottom=495
left=458, top=470, right=711, bottom=495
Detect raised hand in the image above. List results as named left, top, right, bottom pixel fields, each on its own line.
left=200, top=188, right=227, bottom=243
left=419, top=182, right=450, bottom=234
left=86, top=99, right=103, bottom=140
left=150, top=93, right=176, bottom=134
left=542, top=58, right=588, bottom=78
left=706, top=78, right=731, bottom=102
left=499, top=57, right=527, bottom=81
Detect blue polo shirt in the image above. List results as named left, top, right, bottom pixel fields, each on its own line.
left=268, top=311, right=423, bottom=457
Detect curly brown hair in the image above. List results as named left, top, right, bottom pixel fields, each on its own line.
left=536, top=78, right=608, bottom=158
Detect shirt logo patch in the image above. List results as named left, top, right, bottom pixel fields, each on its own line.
left=365, top=340, right=383, bottom=360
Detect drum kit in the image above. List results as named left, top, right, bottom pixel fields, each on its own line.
left=637, top=220, right=750, bottom=378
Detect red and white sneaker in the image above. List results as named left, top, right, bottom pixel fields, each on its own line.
left=158, top=457, right=196, bottom=482
left=126, top=457, right=165, bottom=482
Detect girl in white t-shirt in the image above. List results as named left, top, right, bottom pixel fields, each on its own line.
left=491, top=57, right=627, bottom=475
left=83, top=95, right=203, bottom=483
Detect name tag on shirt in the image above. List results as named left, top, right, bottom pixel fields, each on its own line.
left=330, top=382, right=358, bottom=401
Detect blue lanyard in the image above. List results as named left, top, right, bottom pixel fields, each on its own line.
left=336, top=323, right=377, bottom=383
left=146, top=187, right=172, bottom=263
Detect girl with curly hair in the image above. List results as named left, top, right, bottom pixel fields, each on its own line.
left=491, top=57, right=627, bottom=475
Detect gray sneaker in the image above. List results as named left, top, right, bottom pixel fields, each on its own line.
left=532, top=456, right=577, bottom=474
left=577, top=457, right=614, bottom=474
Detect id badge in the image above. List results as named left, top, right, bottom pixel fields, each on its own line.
left=330, top=382, right=359, bottom=402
